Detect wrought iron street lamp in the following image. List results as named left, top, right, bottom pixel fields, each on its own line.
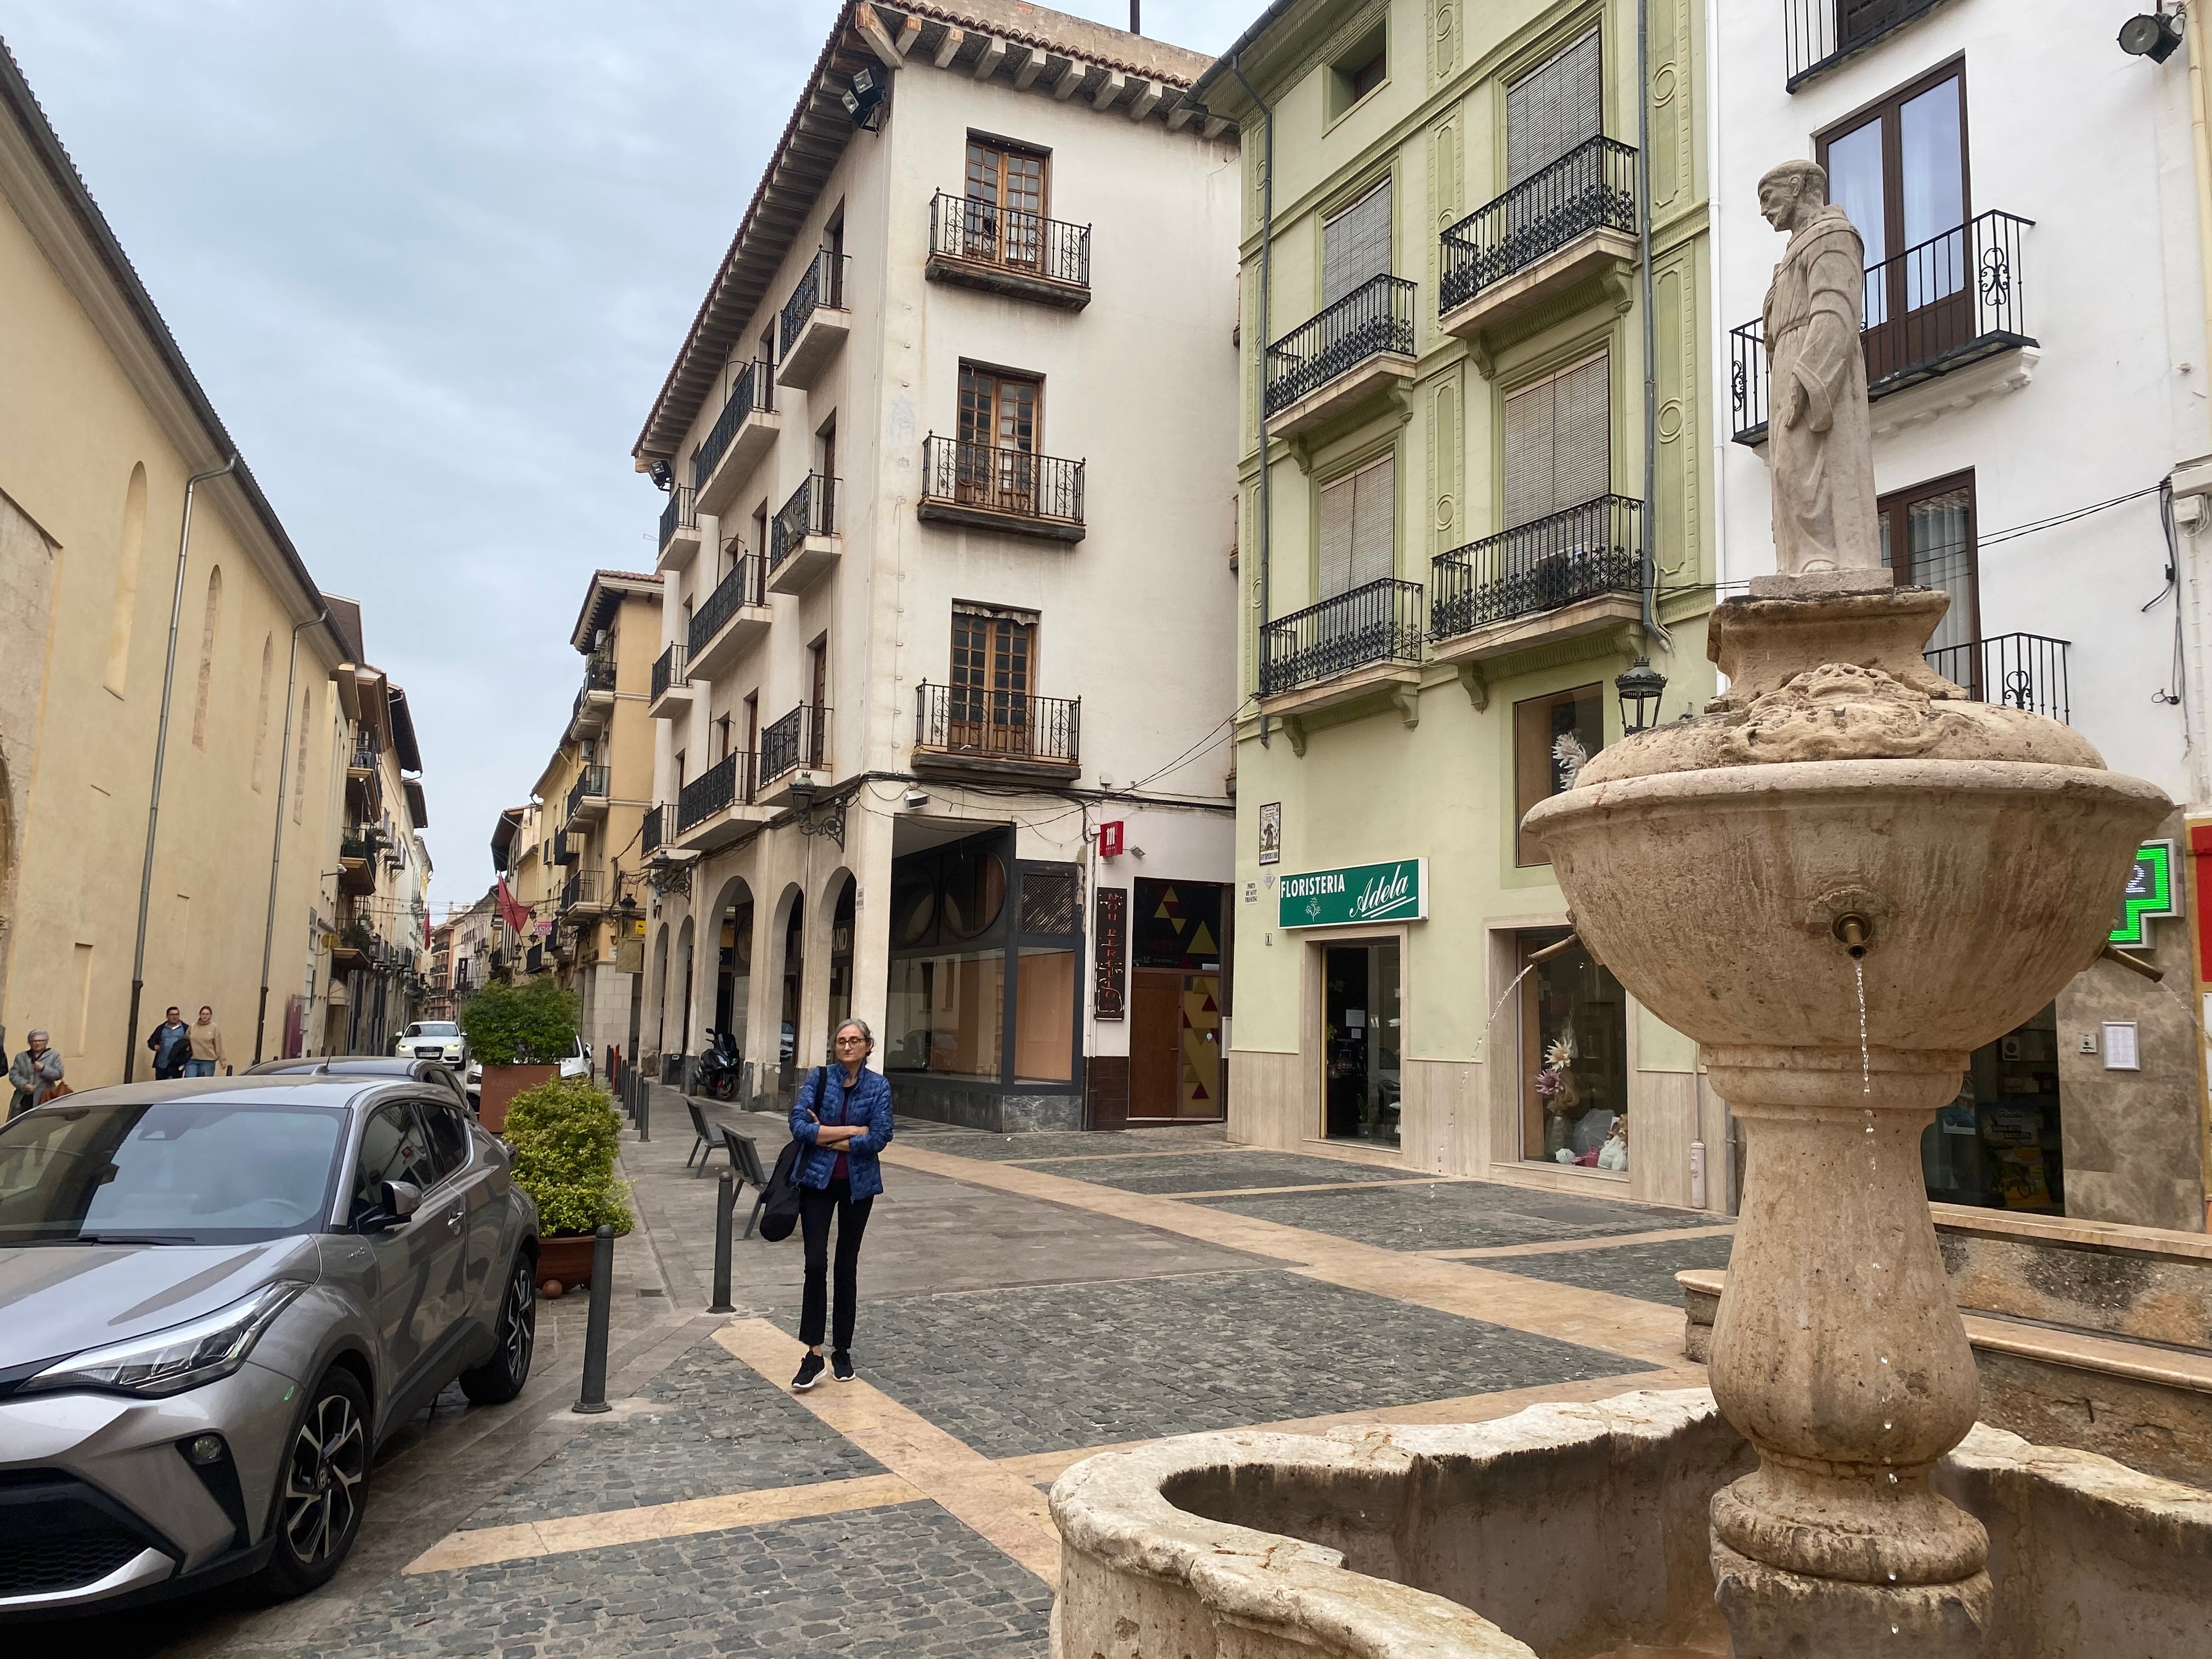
left=1615, top=657, right=1667, bottom=733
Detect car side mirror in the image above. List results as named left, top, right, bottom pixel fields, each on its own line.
left=362, top=1179, right=421, bottom=1233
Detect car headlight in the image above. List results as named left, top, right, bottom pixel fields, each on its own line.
left=22, top=1282, right=307, bottom=1398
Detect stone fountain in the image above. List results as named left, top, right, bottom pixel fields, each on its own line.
left=1048, top=165, right=2212, bottom=1657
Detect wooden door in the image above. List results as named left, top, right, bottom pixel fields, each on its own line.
left=957, top=367, right=1040, bottom=512
left=1130, top=970, right=1181, bottom=1119
left=965, top=139, right=1046, bottom=268
left=949, top=612, right=1032, bottom=753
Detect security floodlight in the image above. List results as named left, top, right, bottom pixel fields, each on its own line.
left=2119, top=12, right=2183, bottom=61
left=842, top=66, right=887, bottom=131
left=903, top=787, right=929, bottom=808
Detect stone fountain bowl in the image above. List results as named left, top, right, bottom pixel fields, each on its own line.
left=1520, top=757, right=2170, bottom=1062
left=1047, top=1389, right=2212, bottom=1659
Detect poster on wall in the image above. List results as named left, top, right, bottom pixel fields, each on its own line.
left=1259, top=802, right=1281, bottom=865
left=1094, top=887, right=1127, bottom=1020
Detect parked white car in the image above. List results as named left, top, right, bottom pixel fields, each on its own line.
left=393, top=1020, right=466, bottom=1074
left=557, top=1037, right=591, bottom=1080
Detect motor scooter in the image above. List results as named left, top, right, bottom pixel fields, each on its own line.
left=695, top=1028, right=744, bottom=1103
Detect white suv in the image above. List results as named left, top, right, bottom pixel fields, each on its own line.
left=394, top=1020, right=467, bottom=1073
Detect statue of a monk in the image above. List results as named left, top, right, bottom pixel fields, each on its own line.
left=1759, top=160, right=1881, bottom=578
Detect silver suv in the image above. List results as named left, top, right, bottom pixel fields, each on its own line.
left=0, top=1076, right=539, bottom=1618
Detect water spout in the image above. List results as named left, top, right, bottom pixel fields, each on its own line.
left=1833, top=912, right=1873, bottom=958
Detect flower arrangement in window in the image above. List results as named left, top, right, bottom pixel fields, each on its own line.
left=1535, top=1031, right=1580, bottom=1115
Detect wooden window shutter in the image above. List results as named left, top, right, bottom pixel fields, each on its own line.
left=1318, top=471, right=1357, bottom=599
left=1350, top=455, right=1396, bottom=589
left=1506, top=32, right=1601, bottom=185
left=1321, top=180, right=1392, bottom=307
left=1503, top=379, right=1556, bottom=530
left=1505, top=354, right=1609, bottom=528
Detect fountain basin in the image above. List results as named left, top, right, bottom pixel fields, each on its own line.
left=1047, top=1389, right=2212, bottom=1659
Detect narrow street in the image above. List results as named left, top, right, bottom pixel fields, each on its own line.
left=42, top=1093, right=1729, bottom=1658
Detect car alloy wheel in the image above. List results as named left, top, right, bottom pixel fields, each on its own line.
left=459, top=1252, right=537, bottom=1404
left=262, top=1369, right=369, bottom=1594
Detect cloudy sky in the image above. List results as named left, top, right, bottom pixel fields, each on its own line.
left=4, top=0, right=1253, bottom=904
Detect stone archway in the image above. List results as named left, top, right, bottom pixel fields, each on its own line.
left=646, top=922, right=670, bottom=1063
left=673, top=916, right=696, bottom=1070
left=698, top=873, right=757, bottom=1075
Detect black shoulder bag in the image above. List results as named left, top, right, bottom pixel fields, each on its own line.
left=756, top=1066, right=823, bottom=1243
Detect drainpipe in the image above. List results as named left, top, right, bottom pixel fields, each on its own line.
left=253, top=604, right=328, bottom=1063
left=1636, top=0, right=1669, bottom=653
left=125, top=455, right=236, bottom=1081
left=1228, top=52, right=1275, bottom=744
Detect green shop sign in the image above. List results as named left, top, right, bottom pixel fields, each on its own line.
left=2109, top=839, right=2179, bottom=948
left=1277, top=860, right=1427, bottom=929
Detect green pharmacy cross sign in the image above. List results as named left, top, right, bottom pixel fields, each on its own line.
left=2109, top=839, right=2180, bottom=949
left=1278, top=859, right=1427, bottom=929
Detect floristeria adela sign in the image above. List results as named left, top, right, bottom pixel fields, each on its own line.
left=1278, top=859, right=1427, bottom=929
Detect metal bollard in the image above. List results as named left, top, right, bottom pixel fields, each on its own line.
left=637, top=1080, right=651, bottom=1143
left=572, top=1224, right=616, bottom=1415
left=708, top=1169, right=736, bottom=1314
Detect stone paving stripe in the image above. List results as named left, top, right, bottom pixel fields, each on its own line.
left=1169, top=1177, right=1449, bottom=1200
left=1474, top=1233, right=1739, bottom=1306
left=713, top=1317, right=1065, bottom=1585
left=1419, top=1223, right=1738, bottom=1259
left=884, top=1142, right=1689, bottom=1372
left=1028, top=1149, right=1420, bottom=1194
left=403, top=1471, right=921, bottom=1574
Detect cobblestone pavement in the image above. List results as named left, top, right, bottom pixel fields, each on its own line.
left=45, top=1082, right=1720, bottom=1658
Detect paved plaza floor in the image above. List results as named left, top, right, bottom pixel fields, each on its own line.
left=36, top=1089, right=1729, bottom=1658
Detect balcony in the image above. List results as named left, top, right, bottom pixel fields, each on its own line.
left=687, top=555, right=771, bottom=681
left=691, top=360, right=777, bottom=516
left=561, top=869, right=608, bottom=917
left=1258, top=578, right=1425, bottom=720
left=550, top=825, right=578, bottom=868
left=1786, top=0, right=1955, bottom=91
left=916, top=437, right=1085, bottom=543
left=1440, top=138, right=1638, bottom=347
left=1729, top=210, right=2036, bottom=446
left=912, top=685, right=1081, bottom=783
left=641, top=803, right=664, bottom=857
left=925, top=191, right=1091, bottom=309
left=1429, top=496, right=1644, bottom=667
left=768, top=475, right=840, bottom=595
left=648, top=642, right=693, bottom=718
left=337, top=834, right=375, bottom=896
left=673, top=752, right=767, bottom=851
left=757, top=704, right=831, bottom=805
left=776, top=250, right=850, bottom=390
left=1925, top=632, right=2070, bottom=725
left=657, top=484, right=702, bottom=571
left=566, top=763, right=611, bottom=827
left=345, top=737, right=380, bottom=817
left=1264, top=275, right=1417, bottom=441
left=569, top=653, right=616, bottom=737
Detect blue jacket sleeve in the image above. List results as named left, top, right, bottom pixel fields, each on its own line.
left=788, top=1069, right=820, bottom=1144
left=844, top=1075, right=894, bottom=1156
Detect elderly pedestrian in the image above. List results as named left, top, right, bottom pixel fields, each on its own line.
left=185, top=1005, right=226, bottom=1077
left=146, top=1006, right=192, bottom=1080
left=787, top=1018, right=894, bottom=1391
left=9, top=1030, right=64, bottom=1118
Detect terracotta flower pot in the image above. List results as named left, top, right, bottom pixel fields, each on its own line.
left=536, top=1229, right=630, bottom=1297
left=478, top=1062, right=556, bottom=1133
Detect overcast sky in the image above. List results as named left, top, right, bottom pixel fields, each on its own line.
left=4, top=0, right=1253, bottom=905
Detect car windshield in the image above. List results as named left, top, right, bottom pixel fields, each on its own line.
left=0, top=1100, right=346, bottom=1245
left=407, top=1023, right=459, bottom=1039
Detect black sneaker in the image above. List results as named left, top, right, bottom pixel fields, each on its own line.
left=830, top=1350, right=855, bottom=1382
left=792, top=1352, right=826, bottom=1391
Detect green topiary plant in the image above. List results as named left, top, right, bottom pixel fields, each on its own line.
left=460, top=974, right=579, bottom=1065
left=503, top=1076, right=633, bottom=1237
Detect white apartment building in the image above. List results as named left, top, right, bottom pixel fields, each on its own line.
left=632, top=1, right=1242, bottom=1130
left=1709, top=0, right=2212, bottom=1231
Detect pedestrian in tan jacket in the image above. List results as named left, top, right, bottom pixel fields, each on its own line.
left=186, top=1006, right=226, bottom=1077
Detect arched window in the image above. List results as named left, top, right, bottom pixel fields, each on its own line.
left=104, top=464, right=148, bottom=695
left=251, top=634, right=273, bottom=790
left=191, top=565, right=222, bottom=749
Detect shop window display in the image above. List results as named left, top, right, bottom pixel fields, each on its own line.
left=1514, top=684, right=1604, bottom=866
left=1323, top=940, right=1401, bottom=1147
left=1920, top=1002, right=2063, bottom=1212
left=1517, top=928, right=1629, bottom=1167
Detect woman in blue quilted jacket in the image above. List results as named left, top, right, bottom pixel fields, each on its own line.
left=787, top=1017, right=895, bottom=1390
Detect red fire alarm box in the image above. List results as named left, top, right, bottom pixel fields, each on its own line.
left=1099, top=820, right=1125, bottom=858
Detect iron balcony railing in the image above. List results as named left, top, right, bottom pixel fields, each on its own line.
left=691, top=360, right=771, bottom=490
left=658, top=484, right=696, bottom=552
left=641, top=804, right=664, bottom=856
left=567, top=765, right=609, bottom=818
left=550, top=824, right=578, bottom=867
left=1260, top=578, right=1425, bottom=697
left=677, top=752, right=751, bottom=830
left=1430, top=495, right=1644, bottom=640
left=349, top=736, right=380, bottom=772
left=778, top=250, right=849, bottom=357
left=1729, top=209, right=2034, bottom=443
left=562, top=870, right=603, bottom=912
left=927, top=191, right=1091, bottom=288
left=583, top=653, right=614, bottom=693
left=770, top=475, right=838, bottom=571
left=919, top=436, right=1084, bottom=527
left=1785, top=0, right=1951, bottom=89
left=915, top=684, right=1081, bottom=766
left=760, top=703, right=831, bottom=787
left=1265, top=274, right=1417, bottom=418
left=651, top=642, right=688, bottom=701
left=1924, top=632, right=2070, bottom=725
left=687, top=556, right=766, bottom=658
left=1441, top=137, right=1638, bottom=312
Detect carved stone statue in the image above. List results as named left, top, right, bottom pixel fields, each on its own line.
left=1759, top=160, right=1882, bottom=582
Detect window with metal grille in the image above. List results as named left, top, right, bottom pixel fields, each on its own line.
left=1318, top=454, right=1396, bottom=599
left=1321, top=178, right=1392, bottom=307
left=1506, top=32, right=1601, bottom=186
left=1020, top=865, right=1081, bottom=936
left=1503, top=353, right=1610, bottom=529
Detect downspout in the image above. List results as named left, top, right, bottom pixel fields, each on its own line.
left=254, top=604, right=328, bottom=1063
left=1228, top=53, right=1274, bottom=745
left=125, top=454, right=236, bottom=1081
left=2185, top=15, right=2212, bottom=1227
left=1636, top=0, right=1670, bottom=652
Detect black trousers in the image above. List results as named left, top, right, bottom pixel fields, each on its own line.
left=798, top=1178, right=873, bottom=1352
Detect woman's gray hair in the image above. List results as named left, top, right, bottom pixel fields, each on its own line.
left=26, top=1029, right=48, bottom=1042
left=833, top=1017, right=874, bottom=1048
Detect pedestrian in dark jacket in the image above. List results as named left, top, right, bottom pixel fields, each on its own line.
left=146, top=1007, right=191, bottom=1079
left=787, top=1018, right=894, bottom=1391
left=9, top=1031, right=63, bottom=1118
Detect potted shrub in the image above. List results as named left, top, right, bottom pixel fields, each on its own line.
left=504, top=1075, right=632, bottom=1296
left=462, top=974, right=578, bottom=1132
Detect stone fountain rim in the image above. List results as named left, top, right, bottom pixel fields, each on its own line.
left=1048, top=1387, right=2212, bottom=1658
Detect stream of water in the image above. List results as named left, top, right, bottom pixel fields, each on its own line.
left=1854, top=957, right=1871, bottom=1096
